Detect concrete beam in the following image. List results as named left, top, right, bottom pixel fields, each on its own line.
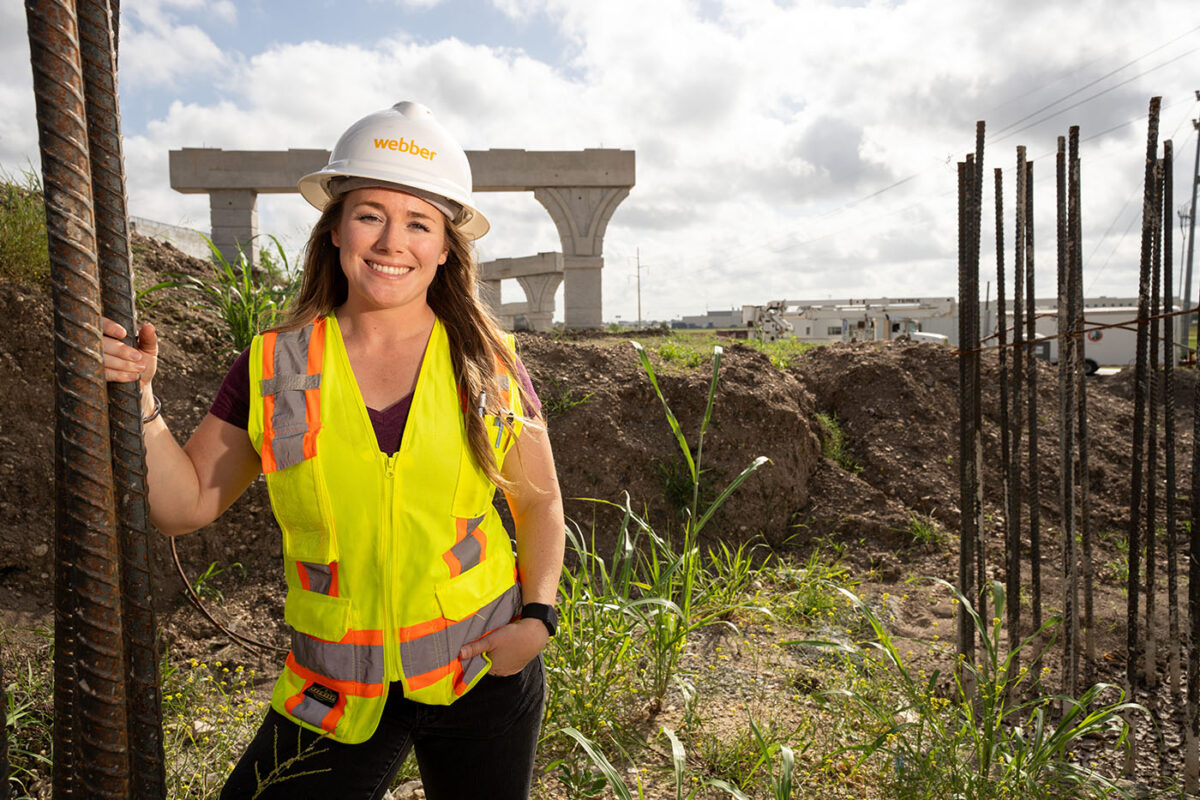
left=170, top=148, right=635, bottom=194
left=479, top=252, right=563, bottom=281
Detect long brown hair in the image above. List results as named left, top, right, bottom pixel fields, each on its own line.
left=277, top=195, right=538, bottom=488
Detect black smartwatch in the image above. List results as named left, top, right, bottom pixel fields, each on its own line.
left=520, top=602, right=558, bottom=638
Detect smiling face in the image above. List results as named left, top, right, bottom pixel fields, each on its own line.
left=331, top=186, right=450, bottom=316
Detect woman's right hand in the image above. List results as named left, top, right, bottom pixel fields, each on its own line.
left=101, top=316, right=157, bottom=398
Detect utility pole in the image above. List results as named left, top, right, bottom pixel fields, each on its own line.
left=1183, top=91, right=1199, bottom=359
left=636, top=247, right=643, bottom=329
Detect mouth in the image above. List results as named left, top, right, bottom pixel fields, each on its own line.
left=366, top=260, right=414, bottom=277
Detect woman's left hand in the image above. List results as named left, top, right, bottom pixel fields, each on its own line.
left=459, top=618, right=549, bottom=677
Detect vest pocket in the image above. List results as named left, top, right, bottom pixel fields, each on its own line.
left=284, top=586, right=351, bottom=642
left=270, top=458, right=337, bottom=564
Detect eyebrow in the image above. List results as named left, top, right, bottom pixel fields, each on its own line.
left=352, top=199, right=437, bottom=221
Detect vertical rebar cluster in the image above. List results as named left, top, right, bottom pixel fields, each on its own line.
left=24, top=0, right=165, bottom=797
left=958, top=95, right=1200, bottom=784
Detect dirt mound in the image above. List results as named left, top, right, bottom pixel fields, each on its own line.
left=517, top=336, right=822, bottom=552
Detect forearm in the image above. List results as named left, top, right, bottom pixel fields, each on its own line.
left=512, top=494, right=565, bottom=605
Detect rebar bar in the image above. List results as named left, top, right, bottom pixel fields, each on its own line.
left=25, top=0, right=131, bottom=796
left=1013, top=149, right=1028, bottom=655
left=1126, top=95, right=1161, bottom=775
left=1073, top=128, right=1094, bottom=672
left=1057, top=133, right=1079, bottom=697
left=958, top=158, right=978, bottom=668
left=76, top=1, right=166, bottom=795
left=997, top=165, right=1020, bottom=667
left=1163, top=140, right=1181, bottom=697
left=1187, top=244, right=1200, bottom=789
left=1025, top=157, right=1042, bottom=674
left=1146, top=158, right=1163, bottom=688
left=972, top=124, right=987, bottom=630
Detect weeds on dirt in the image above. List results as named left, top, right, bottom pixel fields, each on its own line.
left=808, top=579, right=1144, bottom=800
left=815, top=411, right=861, bottom=473
left=161, top=655, right=268, bottom=796
left=541, top=376, right=594, bottom=418
left=140, top=234, right=299, bottom=352
left=904, top=513, right=945, bottom=548
left=640, top=331, right=814, bottom=372
left=0, top=170, right=50, bottom=286
left=3, top=628, right=54, bottom=798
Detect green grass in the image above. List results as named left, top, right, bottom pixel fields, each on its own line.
left=638, top=331, right=815, bottom=371
left=0, top=171, right=50, bottom=286
left=815, top=411, right=861, bottom=473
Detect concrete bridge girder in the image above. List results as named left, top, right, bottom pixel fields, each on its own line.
left=168, top=147, right=635, bottom=329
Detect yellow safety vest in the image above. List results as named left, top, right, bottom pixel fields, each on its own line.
left=247, top=313, right=524, bottom=744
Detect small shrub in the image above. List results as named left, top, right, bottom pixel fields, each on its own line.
left=905, top=512, right=945, bottom=548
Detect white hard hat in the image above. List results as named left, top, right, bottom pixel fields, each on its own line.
left=298, top=101, right=489, bottom=240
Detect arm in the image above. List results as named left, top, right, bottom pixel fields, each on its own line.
left=102, top=318, right=262, bottom=536
left=458, top=420, right=565, bottom=675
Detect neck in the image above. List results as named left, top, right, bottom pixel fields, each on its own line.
left=336, top=301, right=436, bottom=348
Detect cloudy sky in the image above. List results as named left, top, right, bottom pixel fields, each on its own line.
left=2, top=0, right=1198, bottom=323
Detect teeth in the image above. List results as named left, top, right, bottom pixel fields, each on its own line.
left=367, top=261, right=412, bottom=276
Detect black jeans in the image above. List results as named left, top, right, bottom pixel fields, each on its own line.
left=220, top=657, right=545, bottom=800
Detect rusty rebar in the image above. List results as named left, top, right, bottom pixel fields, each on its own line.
left=1146, top=158, right=1163, bottom=689
left=1057, top=133, right=1079, bottom=697
left=76, top=1, right=166, bottom=795
left=1163, top=140, right=1181, bottom=698
left=1187, top=226, right=1200, bottom=789
left=972, top=124, right=987, bottom=629
left=1025, top=156, right=1042, bottom=673
left=958, top=158, right=978, bottom=668
left=1013, top=148, right=1028, bottom=655
left=997, top=165, right=1020, bottom=667
left=1073, top=127, right=1094, bottom=672
left=26, top=0, right=130, bottom=796
left=1126, top=98, right=1161, bottom=776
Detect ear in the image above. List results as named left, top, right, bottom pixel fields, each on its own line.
left=331, top=226, right=341, bottom=249
left=438, top=244, right=449, bottom=266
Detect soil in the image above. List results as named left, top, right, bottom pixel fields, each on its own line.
left=0, top=235, right=1192, bottom=795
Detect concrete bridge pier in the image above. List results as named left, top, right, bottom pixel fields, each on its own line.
left=209, top=189, right=258, bottom=267
left=534, top=186, right=630, bottom=330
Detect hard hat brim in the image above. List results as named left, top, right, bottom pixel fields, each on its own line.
left=298, top=167, right=490, bottom=241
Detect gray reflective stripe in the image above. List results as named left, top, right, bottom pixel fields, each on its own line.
left=300, top=562, right=334, bottom=595
left=262, top=373, right=321, bottom=395
left=448, top=515, right=486, bottom=574
left=461, top=652, right=488, bottom=685
left=291, top=632, right=385, bottom=686
left=499, top=374, right=511, bottom=392
left=289, top=695, right=334, bottom=728
left=267, top=326, right=314, bottom=471
left=399, top=583, right=521, bottom=680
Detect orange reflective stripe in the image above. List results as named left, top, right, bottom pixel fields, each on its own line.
left=339, top=628, right=384, bottom=646
left=397, top=616, right=448, bottom=643
left=405, top=659, right=460, bottom=692
left=261, top=332, right=279, bottom=473
left=320, top=692, right=347, bottom=732
left=285, top=653, right=384, bottom=698
left=442, top=549, right=463, bottom=578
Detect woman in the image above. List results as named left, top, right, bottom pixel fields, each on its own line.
left=103, top=101, right=565, bottom=799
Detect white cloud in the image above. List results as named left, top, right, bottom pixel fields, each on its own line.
left=4, top=0, right=1197, bottom=322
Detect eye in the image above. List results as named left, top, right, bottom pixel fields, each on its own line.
left=356, top=212, right=383, bottom=223
left=409, top=221, right=432, bottom=233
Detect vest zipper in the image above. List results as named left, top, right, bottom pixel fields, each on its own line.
left=382, top=451, right=400, bottom=684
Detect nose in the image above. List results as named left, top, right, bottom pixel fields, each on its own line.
left=374, top=220, right=409, bottom=253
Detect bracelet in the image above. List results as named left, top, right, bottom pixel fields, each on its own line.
left=142, top=394, right=163, bottom=424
